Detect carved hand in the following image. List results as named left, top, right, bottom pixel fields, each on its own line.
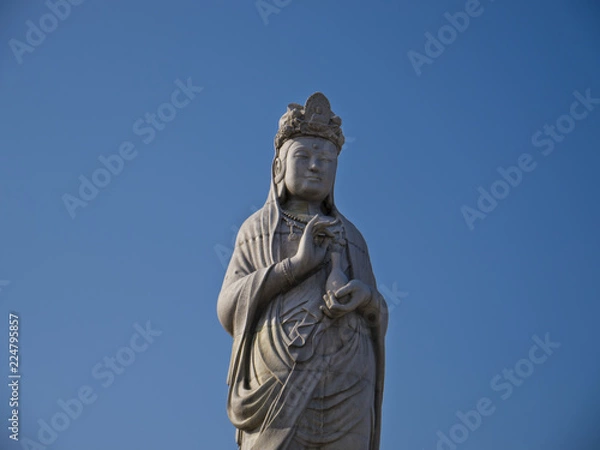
left=290, top=215, right=338, bottom=279
left=321, top=279, right=373, bottom=319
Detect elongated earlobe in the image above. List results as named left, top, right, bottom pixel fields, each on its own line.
left=273, top=157, right=287, bottom=203
left=273, top=158, right=284, bottom=183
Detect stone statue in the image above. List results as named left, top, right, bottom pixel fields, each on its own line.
left=217, top=93, right=388, bottom=450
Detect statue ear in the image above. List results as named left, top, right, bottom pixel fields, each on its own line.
left=273, top=157, right=287, bottom=202
left=273, top=157, right=284, bottom=184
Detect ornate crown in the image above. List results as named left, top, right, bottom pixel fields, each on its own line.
left=274, top=92, right=345, bottom=153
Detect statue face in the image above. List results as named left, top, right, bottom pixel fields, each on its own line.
left=283, top=136, right=338, bottom=203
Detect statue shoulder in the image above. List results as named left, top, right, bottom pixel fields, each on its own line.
left=239, top=208, right=264, bottom=229
left=234, top=205, right=271, bottom=247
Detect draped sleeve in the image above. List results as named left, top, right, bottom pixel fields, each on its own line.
left=217, top=206, right=277, bottom=383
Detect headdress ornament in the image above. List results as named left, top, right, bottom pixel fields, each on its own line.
left=274, top=92, right=345, bottom=153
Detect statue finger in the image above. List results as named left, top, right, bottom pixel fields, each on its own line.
left=314, top=234, right=331, bottom=247
left=313, top=228, right=335, bottom=240
left=328, top=303, right=352, bottom=314
left=320, top=305, right=337, bottom=319
left=334, top=281, right=358, bottom=298
left=304, top=214, right=322, bottom=235
left=320, top=217, right=340, bottom=228
left=312, top=219, right=334, bottom=231
left=323, top=291, right=338, bottom=309
left=312, top=217, right=338, bottom=230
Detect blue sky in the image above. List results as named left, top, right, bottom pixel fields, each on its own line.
left=1, top=0, right=600, bottom=449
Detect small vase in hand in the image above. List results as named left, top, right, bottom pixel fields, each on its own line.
left=325, top=250, right=348, bottom=308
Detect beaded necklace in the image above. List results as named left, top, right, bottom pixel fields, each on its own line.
left=281, top=209, right=308, bottom=241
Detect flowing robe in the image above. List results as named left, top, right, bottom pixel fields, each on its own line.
left=217, top=192, right=388, bottom=450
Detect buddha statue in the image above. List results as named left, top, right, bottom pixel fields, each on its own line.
left=217, top=93, right=388, bottom=449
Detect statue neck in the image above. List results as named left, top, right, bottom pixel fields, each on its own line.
left=282, top=197, right=325, bottom=216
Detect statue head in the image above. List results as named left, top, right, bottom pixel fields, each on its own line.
left=272, top=93, right=345, bottom=209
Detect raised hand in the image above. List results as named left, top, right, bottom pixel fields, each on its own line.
left=290, top=215, right=339, bottom=279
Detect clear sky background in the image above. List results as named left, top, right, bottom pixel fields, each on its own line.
left=1, top=0, right=600, bottom=449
